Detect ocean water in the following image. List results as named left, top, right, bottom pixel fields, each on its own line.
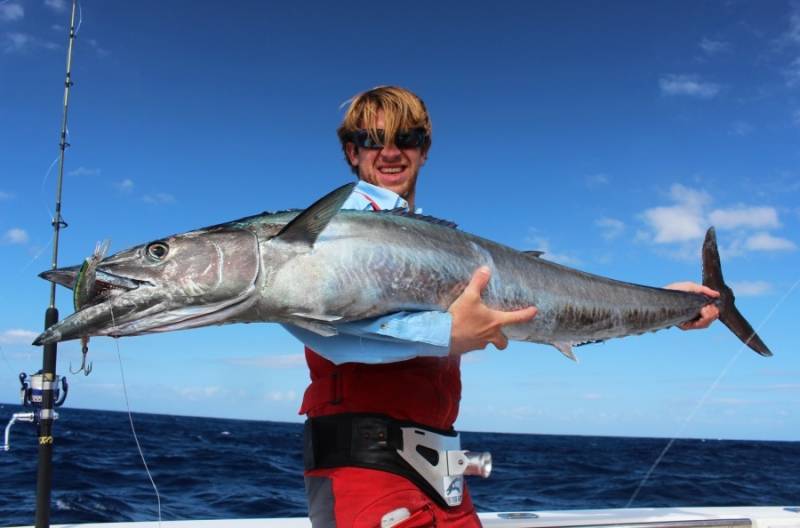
left=1, top=404, right=798, bottom=526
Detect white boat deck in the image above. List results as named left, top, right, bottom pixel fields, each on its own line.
left=8, top=506, right=800, bottom=528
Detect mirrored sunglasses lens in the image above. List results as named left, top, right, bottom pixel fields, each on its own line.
left=395, top=132, right=422, bottom=149
left=354, top=130, right=385, bottom=149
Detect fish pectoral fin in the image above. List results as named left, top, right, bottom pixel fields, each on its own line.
left=290, top=318, right=339, bottom=337
left=290, top=312, right=343, bottom=323
left=275, top=183, right=356, bottom=247
left=552, top=342, right=578, bottom=362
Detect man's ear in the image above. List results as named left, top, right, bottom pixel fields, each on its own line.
left=345, top=143, right=359, bottom=167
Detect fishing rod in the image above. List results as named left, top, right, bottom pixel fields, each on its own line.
left=2, top=2, right=78, bottom=527
left=33, top=2, right=79, bottom=526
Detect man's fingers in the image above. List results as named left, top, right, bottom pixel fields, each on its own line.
left=465, top=266, right=491, bottom=297
left=665, top=281, right=720, bottom=298
left=492, top=331, right=509, bottom=350
left=697, top=285, right=720, bottom=298
left=679, top=305, right=719, bottom=330
left=499, top=306, right=538, bottom=325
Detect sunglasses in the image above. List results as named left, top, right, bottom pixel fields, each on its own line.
left=349, top=128, right=428, bottom=150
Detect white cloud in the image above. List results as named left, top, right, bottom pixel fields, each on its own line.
left=794, top=110, right=800, bottom=127
left=729, top=281, right=772, bottom=297
left=788, top=7, right=800, bottom=44
left=143, top=192, right=175, bottom=204
left=708, top=206, right=780, bottom=230
left=585, top=173, right=609, bottom=187
left=43, top=0, right=67, bottom=13
left=3, top=227, right=29, bottom=244
left=595, top=217, right=625, bottom=240
left=639, top=185, right=792, bottom=257
left=3, top=32, right=58, bottom=53
left=116, top=179, right=134, bottom=192
left=744, top=232, right=796, bottom=251
left=641, top=184, right=709, bottom=243
left=266, top=389, right=297, bottom=402
left=659, top=74, right=721, bottom=99
left=785, top=57, right=800, bottom=87
left=0, top=2, right=24, bottom=21
left=68, top=166, right=101, bottom=177
left=670, top=184, right=711, bottom=209
left=699, top=38, right=729, bottom=56
left=0, top=190, right=12, bottom=200
left=177, top=385, right=223, bottom=400
left=643, top=206, right=706, bottom=243
left=3, top=31, right=30, bottom=52
left=729, top=121, right=753, bottom=136
left=0, top=328, right=38, bottom=344
left=86, top=38, right=110, bottom=58
left=227, top=354, right=305, bottom=369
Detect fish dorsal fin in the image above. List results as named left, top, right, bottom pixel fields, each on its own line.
left=522, top=250, right=545, bottom=258
left=276, top=183, right=356, bottom=247
left=379, top=208, right=458, bottom=229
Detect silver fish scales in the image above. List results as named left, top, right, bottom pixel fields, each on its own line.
left=34, top=184, right=771, bottom=359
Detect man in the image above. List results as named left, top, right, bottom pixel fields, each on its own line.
left=289, top=86, right=719, bottom=527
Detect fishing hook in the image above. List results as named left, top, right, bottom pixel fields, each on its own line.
left=69, top=341, right=92, bottom=376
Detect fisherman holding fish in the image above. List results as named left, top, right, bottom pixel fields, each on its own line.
left=293, top=86, right=721, bottom=527
left=35, top=84, right=748, bottom=527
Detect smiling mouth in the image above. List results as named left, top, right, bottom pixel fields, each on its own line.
left=378, top=166, right=406, bottom=175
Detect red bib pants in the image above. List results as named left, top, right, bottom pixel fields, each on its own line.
left=301, top=347, right=481, bottom=527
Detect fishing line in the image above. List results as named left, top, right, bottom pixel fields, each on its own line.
left=75, top=1, right=83, bottom=36
left=41, top=155, right=60, bottom=221
left=626, top=275, right=800, bottom=508
left=17, top=238, right=53, bottom=274
left=110, top=308, right=163, bottom=526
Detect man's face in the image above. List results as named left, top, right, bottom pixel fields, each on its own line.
left=345, top=110, right=427, bottom=204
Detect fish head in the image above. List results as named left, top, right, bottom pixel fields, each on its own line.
left=34, top=227, right=260, bottom=345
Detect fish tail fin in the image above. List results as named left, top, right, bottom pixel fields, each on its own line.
left=702, top=227, right=772, bottom=357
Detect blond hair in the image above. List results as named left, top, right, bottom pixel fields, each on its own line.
left=337, top=86, right=432, bottom=169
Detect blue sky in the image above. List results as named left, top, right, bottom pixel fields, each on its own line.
left=1, top=0, right=798, bottom=441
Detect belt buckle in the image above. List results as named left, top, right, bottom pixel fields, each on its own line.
left=395, top=426, right=492, bottom=507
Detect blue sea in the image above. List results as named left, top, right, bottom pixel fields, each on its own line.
left=1, top=404, right=798, bottom=526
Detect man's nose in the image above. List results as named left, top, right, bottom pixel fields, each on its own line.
left=380, top=142, right=402, bottom=158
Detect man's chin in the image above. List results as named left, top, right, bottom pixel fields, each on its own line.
left=379, top=175, right=415, bottom=197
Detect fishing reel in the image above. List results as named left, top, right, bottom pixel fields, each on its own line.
left=20, top=371, right=68, bottom=409
left=2, top=372, right=68, bottom=451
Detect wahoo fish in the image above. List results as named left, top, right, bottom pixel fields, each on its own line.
left=34, top=183, right=771, bottom=359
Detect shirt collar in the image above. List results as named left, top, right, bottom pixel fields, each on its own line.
left=354, top=180, right=422, bottom=213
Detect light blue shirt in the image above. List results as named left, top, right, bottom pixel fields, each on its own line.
left=282, top=181, right=453, bottom=364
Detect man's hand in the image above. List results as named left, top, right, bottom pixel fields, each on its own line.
left=664, top=281, right=720, bottom=330
left=448, top=266, right=538, bottom=356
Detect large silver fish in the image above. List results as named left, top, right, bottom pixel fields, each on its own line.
left=33, top=183, right=771, bottom=359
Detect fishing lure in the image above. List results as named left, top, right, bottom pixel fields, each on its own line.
left=70, top=240, right=110, bottom=376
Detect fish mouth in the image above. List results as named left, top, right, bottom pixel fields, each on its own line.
left=33, top=229, right=261, bottom=345
left=40, top=266, right=149, bottom=306
left=32, top=287, right=256, bottom=346
left=33, top=269, right=257, bottom=346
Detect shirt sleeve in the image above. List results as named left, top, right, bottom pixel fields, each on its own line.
left=282, top=311, right=453, bottom=365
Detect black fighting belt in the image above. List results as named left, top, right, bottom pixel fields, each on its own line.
left=303, top=413, right=459, bottom=509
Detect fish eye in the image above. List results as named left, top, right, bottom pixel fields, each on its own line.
left=146, top=242, right=169, bottom=261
